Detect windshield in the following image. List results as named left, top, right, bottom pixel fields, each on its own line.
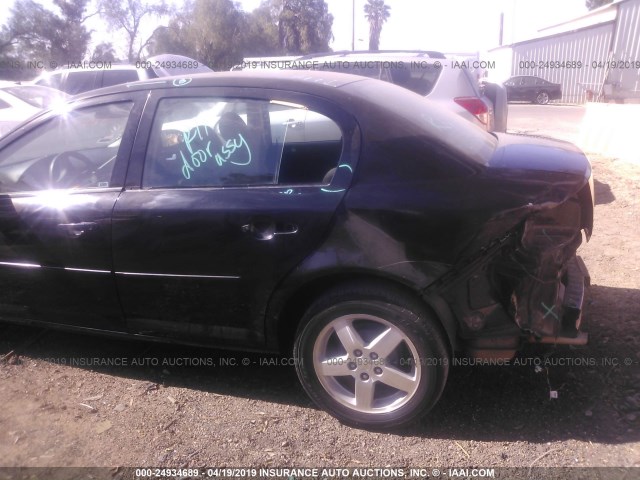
left=4, top=86, right=69, bottom=108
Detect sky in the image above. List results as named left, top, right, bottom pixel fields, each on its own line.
left=0, top=0, right=590, bottom=57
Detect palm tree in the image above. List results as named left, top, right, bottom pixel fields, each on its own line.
left=364, top=0, right=390, bottom=51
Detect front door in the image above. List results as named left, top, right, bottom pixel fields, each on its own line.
left=0, top=94, right=144, bottom=330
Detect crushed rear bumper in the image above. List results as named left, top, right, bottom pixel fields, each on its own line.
left=527, top=255, right=590, bottom=345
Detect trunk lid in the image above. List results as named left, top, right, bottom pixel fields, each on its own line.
left=489, top=132, right=591, bottom=179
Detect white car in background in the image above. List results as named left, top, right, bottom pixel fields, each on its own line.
left=0, top=82, right=69, bottom=137
left=279, top=51, right=508, bottom=132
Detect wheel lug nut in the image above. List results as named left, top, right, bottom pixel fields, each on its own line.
left=348, top=362, right=357, bottom=371
left=374, top=367, right=383, bottom=375
left=370, top=352, right=379, bottom=360
left=354, top=349, right=363, bottom=357
left=360, top=373, right=369, bottom=381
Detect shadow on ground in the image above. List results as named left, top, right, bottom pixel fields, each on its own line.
left=594, top=179, right=616, bottom=205
left=1, top=285, right=638, bottom=445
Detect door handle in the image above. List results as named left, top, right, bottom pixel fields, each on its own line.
left=58, top=222, right=97, bottom=238
left=242, top=221, right=298, bottom=241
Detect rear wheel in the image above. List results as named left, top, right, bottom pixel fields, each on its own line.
left=535, top=91, right=550, bottom=105
left=293, top=285, right=449, bottom=429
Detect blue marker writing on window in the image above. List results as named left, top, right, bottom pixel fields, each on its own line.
left=179, top=126, right=252, bottom=180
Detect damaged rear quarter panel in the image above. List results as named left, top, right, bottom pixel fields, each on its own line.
left=340, top=134, right=593, bottom=354
left=434, top=137, right=594, bottom=351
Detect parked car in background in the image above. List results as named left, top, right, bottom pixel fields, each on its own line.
left=33, top=54, right=212, bottom=95
left=0, top=70, right=592, bottom=429
left=255, top=50, right=508, bottom=132
left=504, top=75, right=562, bottom=104
left=33, top=64, right=152, bottom=95
left=0, top=82, right=68, bottom=137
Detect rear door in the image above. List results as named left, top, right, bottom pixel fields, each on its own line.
left=112, top=88, right=358, bottom=347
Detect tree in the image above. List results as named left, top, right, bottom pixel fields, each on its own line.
left=242, top=3, right=281, bottom=57
left=364, top=0, right=390, bottom=51
left=0, top=25, right=22, bottom=80
left=2, top=0, right=91, bottom=69
left=149, top=0, right=246, bottom=70
left=277, top=0, right=333, bottom=54
left=91, top=42, right=118, bottom=62
left=586, top=0, right=613, bottom=9
left=50, top=0, right=92, bottom=63
left=98, top=0, right=170, bottom=62
left=0, top=23, right=18, bottom=58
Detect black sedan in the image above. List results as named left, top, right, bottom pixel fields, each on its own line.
left=0, top=70, right=593, bottom=429
left=504, top=75, right=563, bottom=104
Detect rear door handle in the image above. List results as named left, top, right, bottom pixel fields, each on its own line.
left=242, top=221, right=298, bottom=241
left=58, top=222, right=97, bottom=238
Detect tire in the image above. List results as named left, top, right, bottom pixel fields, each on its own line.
left=535, top=91, right=550, bottom=105
left=293, top=284, right=449, bottom=429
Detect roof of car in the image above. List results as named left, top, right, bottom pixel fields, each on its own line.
left=72, top=70, right=372, bottom=100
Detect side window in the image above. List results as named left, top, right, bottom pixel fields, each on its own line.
left=271, top=101, right=343, bottom=185
left=102, top=69, right=140, bottom=88
left=143, top=98, right=269, bottom=188
left=0, top=101, right=134, bottom=193
left=65, top=71, right=99, bottom=94
left=143, top=97, right=343, bottom=188
left=0, top=99, right=10, bottom=109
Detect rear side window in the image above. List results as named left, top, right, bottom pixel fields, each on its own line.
left=102, top=69, right=140, bottom=88
left=142, top=97, right=343, bottom=188
left=65, top=71, right=99, bottom=94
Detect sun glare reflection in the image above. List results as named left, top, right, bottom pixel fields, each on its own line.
left=31, top=190, right=85, bottom=212
left=50, top=101, right=73, bottom=117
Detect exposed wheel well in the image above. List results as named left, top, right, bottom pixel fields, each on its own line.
left=273, top=274, right=456, bottom=355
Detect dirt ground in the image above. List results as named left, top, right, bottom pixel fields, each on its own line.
left=0, top=155, right=639, bottom=473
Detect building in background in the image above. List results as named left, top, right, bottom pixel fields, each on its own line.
left=488, top=0, right=640, bottom=104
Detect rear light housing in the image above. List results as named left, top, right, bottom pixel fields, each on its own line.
left=454, top=96, right=490, bottom=127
